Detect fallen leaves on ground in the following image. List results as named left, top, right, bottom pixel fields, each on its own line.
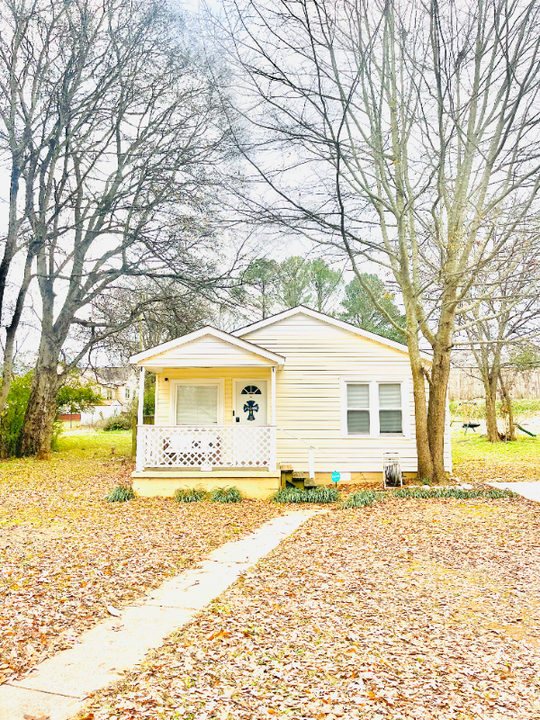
left=81, top=497, right=540, bottom=720
left=0, top=432, right=284, bottom=684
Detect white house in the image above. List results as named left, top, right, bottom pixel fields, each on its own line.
left=130, top=306, right=451, bottom=498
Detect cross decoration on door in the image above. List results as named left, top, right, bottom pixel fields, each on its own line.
left=243, top=400, right=259, bottom=421
left=241, top=385, right=261, bottom=421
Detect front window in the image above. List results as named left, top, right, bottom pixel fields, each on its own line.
left=176, top=384, right=219, bottom=425
left=379, top=384, right=403, bottom=434
left=346, top=383, right=370, bottom=435
left=343, top=380, right=404, bottom=436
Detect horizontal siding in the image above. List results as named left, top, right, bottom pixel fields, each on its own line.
left=155, top=367, right=270, bottom=426
left=143, top=334, right=274, bottom=368
left=241, top=313, right=451, bottom=473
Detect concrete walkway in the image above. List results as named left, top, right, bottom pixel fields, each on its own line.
left=489, top=481, right=540, bottom=503
left=0, top=510, right=320, bottom=720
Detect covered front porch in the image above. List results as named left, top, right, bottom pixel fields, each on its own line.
left=130, top=327, right=285, bottom=494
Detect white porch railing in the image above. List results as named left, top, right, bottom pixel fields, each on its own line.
left=136, top=425, right=277, bottom=472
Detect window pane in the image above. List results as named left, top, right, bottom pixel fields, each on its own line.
left=347, top=384, right=369, bottom=409
left=379, top=384, right=402, bottom=408
left=380, top=410, right=402, bottom=433
left=347, top=409, right=370, bottom=434
left=176, top=385, right=218, bottom=425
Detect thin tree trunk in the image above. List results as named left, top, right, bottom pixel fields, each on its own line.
left=482, top=368, right=500, bottom=442
left=498, top=371, right=516, bottom=441
left=0, top=251, right=35, bottom=413
left=407, top=333, right=433, bottom=481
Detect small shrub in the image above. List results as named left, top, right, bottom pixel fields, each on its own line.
left=103, top=414, right=132, bottom=431
left=342, top=490, right=385, bottom=508
left=210, top=486, right=243, bottom=503
left=106, top=485, right=135, bottom=502
left=272, top=485, right=340, bottom=504
left=174, top=487, right=208, bottom=503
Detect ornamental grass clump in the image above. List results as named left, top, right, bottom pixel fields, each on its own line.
left=173, top=487, right=208, bottom=503
left=210, top=486, right=243, bottom=503
left=342, top=490, right=385, bottom=508
left=105, top=485, right=135, bottom=502
left=392, top=486, right=515, bottom=500
left=272, top=486, right=340, bottom=504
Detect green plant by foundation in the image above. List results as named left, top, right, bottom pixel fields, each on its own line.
left=105, top=485, right=135, bottom=502
left=173, top=487, right=208, bottom=503
left=210, top=486, right=243, bottom=503
left=342, top=490, right=384, bottom=508
left=392, top=486, right=515, bottom=500
left=271, top=486, right=340, bottom=504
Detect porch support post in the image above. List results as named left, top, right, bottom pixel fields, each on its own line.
left=270, top=366, right=277, bottom=472
left=137, top=367, right=145, bottom=425
left=135, top=367, right=146, bottom=472
left=271, top=366, right=277, bottom=425
left=308, top=449, right=315, bottom=479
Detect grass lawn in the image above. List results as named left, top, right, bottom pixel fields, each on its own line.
left=452, top=429, right=540, bottom=483
left=0, top=430, right=284, bottom=684
left=80, top=496, right=540, bottom=720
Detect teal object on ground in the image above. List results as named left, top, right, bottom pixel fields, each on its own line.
left=331, top=471, right=340, bottom=483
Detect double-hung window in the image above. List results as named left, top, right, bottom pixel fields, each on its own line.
left=378, top=383, right=403, bottom=434
left=346, top=383, right=370, bottom=435
left=343, top=380, right=405, bottom=436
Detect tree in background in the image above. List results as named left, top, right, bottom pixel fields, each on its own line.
left=56, top=375, right=103, bottom=425
left=341, top=275, right=406, bottom=344
left=278, top=256, right=312, bottom=308
left=310, top=260, right=342, bottom=313
left=234, top=258, right=280, bottom=319
left=457, top=242, right=540, bottom=442
left=91, top=279, right=216, bottom=363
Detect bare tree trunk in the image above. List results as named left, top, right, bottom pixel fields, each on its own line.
left=409, top=359, right=433, bottom=481
left=498, top=371, right=516, bottom=441
left=483, top=375, right=499, bottom=442
left=427, top=345, right=452, bottom=483
left=0, top=251, right=35, bottom=412
left=19, top=338, right=62, bottom=458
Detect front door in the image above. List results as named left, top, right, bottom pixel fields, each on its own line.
left=235, top=381, right=268, bottom=425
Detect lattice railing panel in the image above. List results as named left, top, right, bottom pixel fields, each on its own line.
left=137, top=425, right=276, bottom=470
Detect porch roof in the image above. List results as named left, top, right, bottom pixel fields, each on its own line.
left=129, top=326, right=285, bottom=371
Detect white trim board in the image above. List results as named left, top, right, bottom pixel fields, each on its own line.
left=130, top=326, right=285, bottom=366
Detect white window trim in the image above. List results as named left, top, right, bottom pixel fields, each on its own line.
left=233, top=379, right=270, bottom=425
left=170, top=379, right=225, bottom=426
left=340, top=377, right=410, bottom=439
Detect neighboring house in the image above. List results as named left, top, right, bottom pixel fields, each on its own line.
left=79, top=366, right=138, bottom=425
left=130, top=306, right=451, bottom=498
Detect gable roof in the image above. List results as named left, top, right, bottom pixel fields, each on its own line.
left=233, top=306, right=418, bottom=356
left=129, top=326, right=285, bottom=366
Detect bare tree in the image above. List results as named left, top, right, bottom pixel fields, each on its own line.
left=90, top=278, right=217, bottom=364
left=0, top=0, right=235, bottom=456
left=216, top=0, right=540, bottom=481
left=457, top=243, right=540, bottom=441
